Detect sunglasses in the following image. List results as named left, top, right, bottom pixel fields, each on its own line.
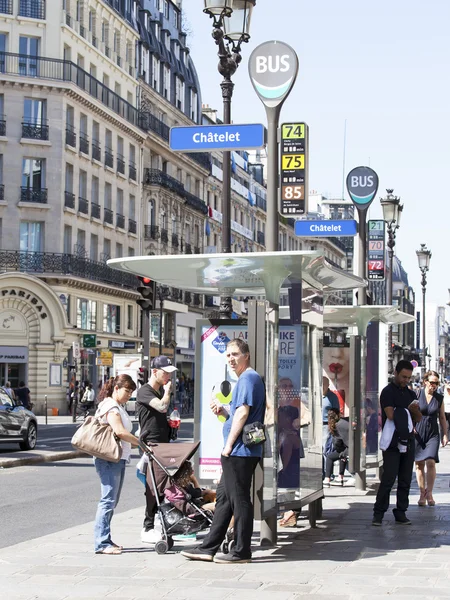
left=428, top=381, right=439, bottom=386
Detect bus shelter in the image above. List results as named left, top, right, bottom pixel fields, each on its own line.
left=109, top=250, right=366, bottom=538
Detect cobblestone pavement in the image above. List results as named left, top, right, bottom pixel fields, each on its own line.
left=2, top=447, right=450, bottom=599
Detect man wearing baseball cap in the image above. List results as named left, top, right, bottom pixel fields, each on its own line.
left=137, top=355, right=177, bottom=544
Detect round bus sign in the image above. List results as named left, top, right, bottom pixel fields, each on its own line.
left=248, top=41, right=299, bottom=108
left=346, top=166, right=379, bottom=211
left=411, top=360, right=418, bottom=369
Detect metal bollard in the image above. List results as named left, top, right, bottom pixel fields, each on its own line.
left=45, top=395, right=48, bottom=425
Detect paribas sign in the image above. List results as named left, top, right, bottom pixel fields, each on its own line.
left=249, top=41, right=299, bottom=108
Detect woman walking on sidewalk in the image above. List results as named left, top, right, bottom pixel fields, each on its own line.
left=94, top=375, right=139, bottom=555
left=415, top=371, right=448, bottom=507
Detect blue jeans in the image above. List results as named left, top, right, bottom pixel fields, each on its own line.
left=94, top=458, right=126, bottom=552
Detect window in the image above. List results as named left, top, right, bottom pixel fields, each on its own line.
left=116, top=243, right=123, bottom=258
left=154, top=23, right=160, bottom=41
left=113, top=30, right=120, bottom=54
left=128, top=246, right=135, bottom=257
left=92, top=121, right=99, bottom=143
left=103, top=238, right=111, bottom=260
left=77, top=299, right=97, bottom=330
left=101, top=21, right=108, bottom=44
left=105, top=129, right=112, bottom=152
left=89, top=10, right=95, bottom=34
left=164, top=0, right=169, bottom=19
left=20, top=222, right=42, bottom=251
left=190, top=89, right=198, bottom=122
left=172, top=215, right=177, bottom=235
left=22, top=159, right=44, bottom=188
left=129, top=194, right=135, bottom=220
left=117, top=188, right=124, bottom=215
left=175, top=77, right=185, bottom=111
left=90, top=234, right=98, bottom=261
left=163, top=64, right=171, bottom=99
left=63, top=225, right=72, bottom=254
left=24, top=98, right=45, bottom=125
left=91, top=176, right=99, bottom=203
left=127, top=305, right=133, bottom=330
left=79, top=170, right=87, bottom=199
left=103, top=304, right=120, bottom=334
left=19, top=36, right=39, bottom=76
left=65, top=163, right=73, bottom=193
left=77, top=228, right=86, bottom=252
left=152, top=55, right=160, bottom=91
left=66, top=105, right=74, bottom=128
left=104, top=182, right=112, bottom=209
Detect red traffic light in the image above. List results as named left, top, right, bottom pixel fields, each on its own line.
left=139, top=276, right=152, bottom=284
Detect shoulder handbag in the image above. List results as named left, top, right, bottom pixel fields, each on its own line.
left=242, top=421, right=266, bottom=447
left=71, top=413, right=122, bottom=463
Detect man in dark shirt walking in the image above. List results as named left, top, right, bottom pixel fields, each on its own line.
left=373, top=360, right=422, bottom=526
left=137, top=355, right=177, bottom=544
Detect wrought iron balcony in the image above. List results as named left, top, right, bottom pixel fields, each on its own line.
left=104, top=207, right=113, bottom=225
left=172, top=233, right=179, bottom=248
left=91, top=202, right=100, bottom=219
left=189, top=152, right=212, bottom=172
left=79, top=133, right=89, bottom=154
left=0, top=250, right=137, bottom=289
left=184, top=291, right=192, bottom=304
left=20, top=187, right=47, bottom=203
left=257, top=231, right=265, bottom=246
left=185, top=243, right=192, bottom=254
left=64, top=191, right=75, bottom=209
left=0, top=0, right=13, bottom=15
left=0, top=184, right=4, bottom=200
left=194, top=246, right=200, bottom=254
left=65, top=125, right=76, bottom=148
left=139, top=112, right=170, bottom=142
left=117, top=154, right=125, bottom=175
left=144, top=224, right=159, bottom=240
left=78, top=196, right=88, bottom=214
left=19, top=0, right=45, bottom=19
left=105, top=148, right=114, bottom=168
left=92, top=142, right=101, bottom=161
left=144, top=168, right=185, bottom=197
left=128, top=219, right=137, bottom=234
left=184, top=191, right=208, bottom=215
left=193, top=293, right=201, bottom=306
left=116, top=213, right=125, bottom=229
left=0, top=115, right=6, bottom=136
left=22, top=119, right=49, bottom=140
left=160, top=228, right=168, bottom=244
left=255, top=195, right=267, bottom=212
left=105, top=46, right=111, bottom=58
left=129, top=162, right=136, bottom=181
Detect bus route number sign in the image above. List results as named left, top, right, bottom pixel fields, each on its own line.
left=367, top=219, right=385, bottom=280
left=280, top=122, right=309, bottom=216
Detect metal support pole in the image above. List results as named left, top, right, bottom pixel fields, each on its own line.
left=45, top=395, right=48, bottom=425
left=386, top=224, right=396, bottom=375
left=265, top=106, right=281, bottom=252
left=142, top=309, right=150, bottom=371
left=357, top=209, right=367, bottom=306
left=159, top=293, right=163, bottom=355
left=422, top=271, right=427, bottom=374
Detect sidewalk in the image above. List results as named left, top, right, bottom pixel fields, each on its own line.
left=3, top=448, right=450, bottom=599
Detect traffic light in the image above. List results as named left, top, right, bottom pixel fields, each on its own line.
left=136, top=276, right=156, bottom=311
left=137, top=367, right=148, bottom=386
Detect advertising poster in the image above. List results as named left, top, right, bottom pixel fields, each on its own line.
left=112, top=354, right=142, bottom=391
left=323, top=335, right=350, bottom=418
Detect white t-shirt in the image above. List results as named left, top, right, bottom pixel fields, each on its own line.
left=96, top=398, right=133, bottom=462
left=443, top=388, right=450, bottom=413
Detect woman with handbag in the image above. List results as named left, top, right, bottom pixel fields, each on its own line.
left=94, top=374, right=139, bottom=555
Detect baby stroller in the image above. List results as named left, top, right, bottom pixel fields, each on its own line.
left=142, top=440, right=214, bottom=554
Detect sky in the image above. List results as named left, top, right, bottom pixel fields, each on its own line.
left=181, top=0, right=450, bottom=305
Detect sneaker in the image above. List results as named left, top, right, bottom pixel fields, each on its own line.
left=173, top=533, right=197, bottom=541
left=141, top=528, right=162, bottom=544
left=372, top=515, right=383, bottom=527
left=181, top=547, right=214, bottom=562
left=393, top=510, right=411, bottom=525
left=213, top=553, right=252, bottom=564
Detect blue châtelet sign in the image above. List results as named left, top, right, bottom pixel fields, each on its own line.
left=295, top=219, right=358, bottom=237
left=170, top=123, right=265, bottom=152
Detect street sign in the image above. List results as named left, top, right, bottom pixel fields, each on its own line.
left=83, top=333, right=97, bottom=348
left=367, top=220, right=385, bottom=280
left=295, top=219, right=358, bottom=237
left=248, top=41, right=299, bottom=108
left=169, top=123, right=265, bottom=152
left=280, top=122, right=309, bottom=215
left=346, top=166, right=379, bottom=211
left=96, top=349, right=113, bottom=367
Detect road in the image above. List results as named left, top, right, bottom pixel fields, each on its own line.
left=0, top=420, right=194, bottom=548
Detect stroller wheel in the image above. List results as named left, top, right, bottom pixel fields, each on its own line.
left=167, top=537, right=174, bottom=551
left=155, top=540, right=169, bottom=555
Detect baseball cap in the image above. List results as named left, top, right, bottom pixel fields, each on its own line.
left=151, top=356, right=177, bottom=373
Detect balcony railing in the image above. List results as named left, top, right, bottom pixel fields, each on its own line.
left=117, top=154, right=125, bottom=175
left=65, top=125, right=76, bottom=147
left=64, top=191, right=75, bottom=209
left=189, top=152, right=212, bottom=172
left=160, top=228, right=168, bottom=244
left=116, top=213, right=125, bottom=229
left=144, top=224, right=159, bottom=240
left=172, top=233, right=179, bottom=248
left=0, top=115, right=6, bottom=136
left=92, top=141, right=101, bottom=161
left=129, top=162, right=136, bottom=181
left=144, top=169, right=208, bottom=215
left=20, top=187, right=47, bottom=203
left=194, top=246, right=200, bottom=254
left=139, top=112, right=170, bottom=142
left=78, top=196, right=88, bottom=214
left=185, top=243, right=192, bottom=254
left=22, top=119, right=49, bottom=140
left=184, top=190, right=208, bottom=215
left=0, top=250, right=137, bottom=289
left=184, top=291, right=192, bottom=304
left=104, top=207, right=113, bottom=225
left=105, top=148, right=114, bottom=168
left=128, top=219, right=136, bottom=234
left=0, top=0, right=13, bottom=15
left=255, top=195, right=267, bottom=212
left=19, top=0, right=45, bottom=19
left=79, top=133, right=89, bottom=154
left=257, top=231, right=265, bottom=246
left=91, top=202, right=100, bottom=219
left=193, top=293, right=201, bottom=306
left=0, top=52, right=140, bottom=129
left=0, top=184, right=4, bottom=200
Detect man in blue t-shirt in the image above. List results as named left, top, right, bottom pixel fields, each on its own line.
left=182, top=339, right=265, bottom=565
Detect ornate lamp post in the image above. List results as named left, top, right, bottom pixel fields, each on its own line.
left=204, top=0, right=256, bottom=317
left=416, top=244, right=432, bottom=374
left=380, top=189, right=403, bottom=374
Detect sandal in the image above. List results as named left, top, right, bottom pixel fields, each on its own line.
left=279, top=512, right=297, bottom=528
left=427, top=492, right=436, bottom=506
left=95, top=546, right=122, bottom=555
left=111, top=542, right=123, bottom=550
left=418, top=489, right=427, bottom=507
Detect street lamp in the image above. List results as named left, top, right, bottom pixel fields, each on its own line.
left=380, top=189, right=403, bottom=374
left=417, top=243, right=431, bottom=374
left=204, top=0, right=256, bottom=318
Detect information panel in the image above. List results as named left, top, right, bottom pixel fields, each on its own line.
left=280, top=122, right=309, bottom=216
left=367, top=219, right=385, bottom=280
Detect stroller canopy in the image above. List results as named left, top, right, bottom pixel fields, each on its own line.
left=146, top=441, right=200, bottom=477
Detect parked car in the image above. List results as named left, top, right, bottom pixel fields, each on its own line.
left=0, top=387, right=38, bottom=450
